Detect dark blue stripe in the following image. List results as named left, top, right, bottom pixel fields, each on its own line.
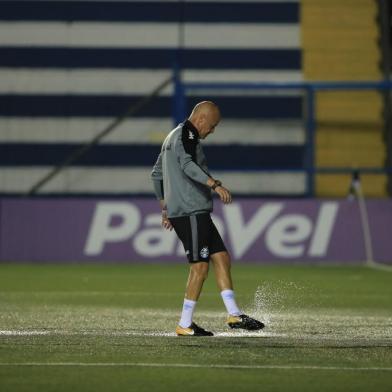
left=0, top=144, right=305, bottom=169
left=0, top=193, right=308, bottom=198
left=0, top=48, right=301, bottom=70
left=0, top=95, right=302, bottom=119
left=0, top=1, right=299, bottom=23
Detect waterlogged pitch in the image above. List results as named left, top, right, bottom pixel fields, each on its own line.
left=0, top=264, right=391, bottom=391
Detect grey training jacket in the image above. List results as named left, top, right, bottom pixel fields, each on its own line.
left=151, top=120, right=213, bottom=218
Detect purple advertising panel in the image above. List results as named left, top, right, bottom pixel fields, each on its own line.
left=0, top=198, right=391, bottom=264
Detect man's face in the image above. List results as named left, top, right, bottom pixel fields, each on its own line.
left=198, top=112, right=220, bottom=139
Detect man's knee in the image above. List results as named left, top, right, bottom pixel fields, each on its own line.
left=190, top=262, right=209, bottom=280
left=211, top=251, right=231, bottom=267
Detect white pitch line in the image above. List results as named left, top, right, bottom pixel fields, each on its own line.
left=114, top=331, right=285, bottom=338
left=0, top=291, right=213, bottom=297
left=366, top=262, right=392, bottom=273
left=0, top=330, right=50, bottom=336
left=0, top=362, right=391, bottom=372
left=0, top=330, right=283, bottom=338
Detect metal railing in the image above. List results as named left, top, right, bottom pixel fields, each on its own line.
left=173, top=74, right=392, bottom=196
left=27, top=75, right=173, bottom=196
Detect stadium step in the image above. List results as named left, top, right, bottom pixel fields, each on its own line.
left=301, top=0, right=386, bottom=196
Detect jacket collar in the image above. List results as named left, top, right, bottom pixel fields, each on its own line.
left=183, top=119, right=200, bottom=140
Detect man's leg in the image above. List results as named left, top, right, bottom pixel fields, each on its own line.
left=210, top=251, right=241, bottom=316
left=185, top=262, right=209, bottom=301
left=171, top=215, right=213, bottom=336
left=178, top=262, right=209, bottom=329
left=211, top=251, right=265, bottom=331
left=210, top=250, right=233, bottom=291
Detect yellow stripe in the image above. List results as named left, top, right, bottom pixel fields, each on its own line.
left=316, top=174, right=387, bottom=197
left=303, top=56, right=380, bottom=81
left=315, top=91, right=383, bottom=123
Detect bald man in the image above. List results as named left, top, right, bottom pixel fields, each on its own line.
left=151, top=101, right=264, bottom=336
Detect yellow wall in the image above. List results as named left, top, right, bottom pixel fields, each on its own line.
left=301, top=0, right=386, bottom=197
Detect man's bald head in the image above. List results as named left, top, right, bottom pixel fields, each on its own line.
left=190, top=101, right=220, bottom=118
left=188, top=101, right=221, bottom=139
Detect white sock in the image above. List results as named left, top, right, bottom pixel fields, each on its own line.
left=220, top=289, right=241, bottom=316
left=179, top=299, right=197, bottom=328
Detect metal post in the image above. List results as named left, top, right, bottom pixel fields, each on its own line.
left=172, top=0, right=186, bottom=127
left=173, top=65, right=186, bottom=126
left=305, top=87, right=316, bottom=197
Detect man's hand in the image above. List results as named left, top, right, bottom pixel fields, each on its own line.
left=162, top=209, right=173, bottom=230
left=206, top=178, right=232, bottom=204
left=214, top=185, right=232, bottom=204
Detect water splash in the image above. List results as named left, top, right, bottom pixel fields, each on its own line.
left=245, top=280, right=306, bottom=327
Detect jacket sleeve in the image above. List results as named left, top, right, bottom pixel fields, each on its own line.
left=151, top=152, right=164, bottom=200
left=176, top=133, right=210, bottom=185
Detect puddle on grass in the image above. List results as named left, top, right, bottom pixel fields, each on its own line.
left=1, top=283, right=391, bottom=345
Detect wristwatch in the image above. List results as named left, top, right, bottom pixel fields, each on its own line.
left=211, top=180, right=222, bottom=190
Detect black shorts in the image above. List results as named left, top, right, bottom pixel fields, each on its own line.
left=169, top=213, right=227, bottom=263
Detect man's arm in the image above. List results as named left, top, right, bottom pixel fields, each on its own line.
left=177, top=136, right=232, bottom=204
left=151, top=152, right=173, bottom=230
left=177, top=137, right=210, bottom=185
left=151, top=152, right=164, bottom=200
left=206, top=178, right=232, bottom=204
left=159, top=200, right=173, bottom=231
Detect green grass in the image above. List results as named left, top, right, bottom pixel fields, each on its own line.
left=0, top=264, right=391, bottom=392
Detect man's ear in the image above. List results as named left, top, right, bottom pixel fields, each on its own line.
left=195, top=115, right=203, bottom=128
left=198, top=113, right=206, bottom=125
